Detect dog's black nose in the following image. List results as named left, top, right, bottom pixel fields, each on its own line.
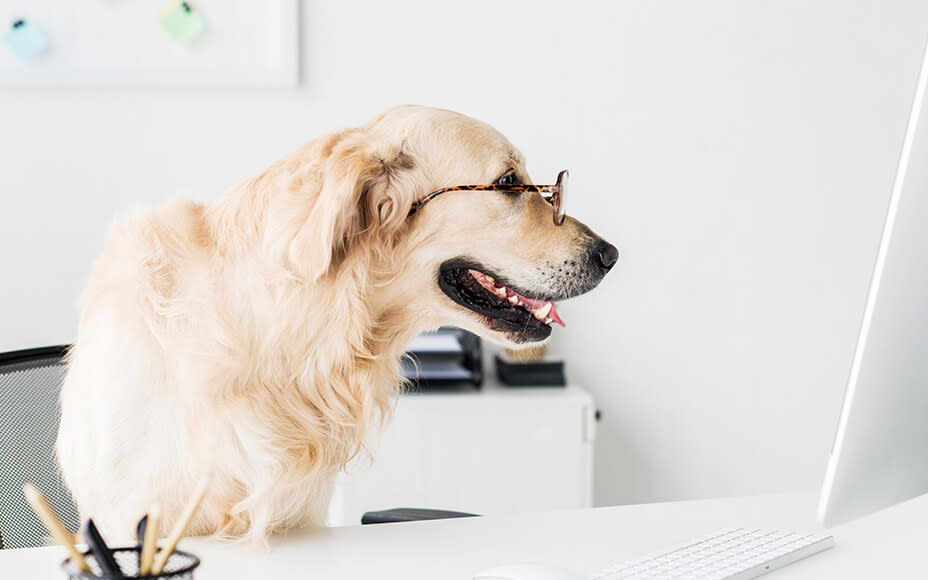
left=594, top=241, right=619, bottom=272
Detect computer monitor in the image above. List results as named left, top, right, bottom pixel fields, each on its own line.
left=818, top=38, right=928, bottom=527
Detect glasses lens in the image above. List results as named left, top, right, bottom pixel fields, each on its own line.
left=555, top=170, right=568, bottom=224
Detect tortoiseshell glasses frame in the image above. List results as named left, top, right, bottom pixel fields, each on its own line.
left=408, top=169, right=570, bottom=226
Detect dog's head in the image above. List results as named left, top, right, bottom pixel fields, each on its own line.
left=288, top=105, right=617, bottom=347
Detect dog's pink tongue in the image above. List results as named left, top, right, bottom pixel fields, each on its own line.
left=546, top=304, right=566, bottom=327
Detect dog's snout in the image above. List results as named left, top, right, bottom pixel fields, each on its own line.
left=593, top=241, right=619, bottom=272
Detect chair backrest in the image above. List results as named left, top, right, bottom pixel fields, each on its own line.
left=0, top=346, right=80, bottom=549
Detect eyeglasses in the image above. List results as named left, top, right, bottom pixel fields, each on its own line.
left=409, top=169, right=570, bottom=226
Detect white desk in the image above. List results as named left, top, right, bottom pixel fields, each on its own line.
left=3, top=491, right=925, bottom=578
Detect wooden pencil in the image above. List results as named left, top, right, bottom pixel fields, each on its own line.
left=139, top=504, right=161, bottom=576
left=150, top=478, right=209, bottom=574
left=22, top=483, right=91, bottom=573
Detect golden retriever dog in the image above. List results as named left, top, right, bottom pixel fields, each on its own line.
left=56, top=105, right=617, bottom=543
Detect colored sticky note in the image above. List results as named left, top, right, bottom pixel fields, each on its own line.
left=158, top=1, right=205, bottom=46
left=4, top=20, right=49, bottom=61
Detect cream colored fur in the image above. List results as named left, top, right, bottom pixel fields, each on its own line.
left=57, top=105, right=610, bottom=543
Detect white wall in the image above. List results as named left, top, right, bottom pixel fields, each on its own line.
left=2, top=0, right=927, bottom=508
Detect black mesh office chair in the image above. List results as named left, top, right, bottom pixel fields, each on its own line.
left=0, top=346, right=80, bottom=549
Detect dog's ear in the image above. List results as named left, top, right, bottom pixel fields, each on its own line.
left=289, top=131, right=420, bottom=283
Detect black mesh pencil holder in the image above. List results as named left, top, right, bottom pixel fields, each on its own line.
left=62, top=547, right=200, bottom=580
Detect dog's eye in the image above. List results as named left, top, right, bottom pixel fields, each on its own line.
left=496, top=172, right=520, bottom=187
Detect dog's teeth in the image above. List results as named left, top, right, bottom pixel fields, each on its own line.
left=508, top=295, right=519, bottom=305
left=497, top=288, right=508, bottom=298
left=545, top=316, right=553, bottom=324
left=485, top=275, right=494, bottom=283
left=532, top=303, right=553, bottom=320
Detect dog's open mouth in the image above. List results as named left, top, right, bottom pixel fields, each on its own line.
left=438, top=260, right=564, bottom=342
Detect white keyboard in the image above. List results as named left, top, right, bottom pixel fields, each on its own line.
left=590, top=528, right=834, bottom=580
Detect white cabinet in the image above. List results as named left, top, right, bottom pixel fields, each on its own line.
left=328, top=384, right=595, bottom=526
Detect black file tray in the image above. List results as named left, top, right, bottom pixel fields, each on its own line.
left=401, top=327, right=482, bottom=390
